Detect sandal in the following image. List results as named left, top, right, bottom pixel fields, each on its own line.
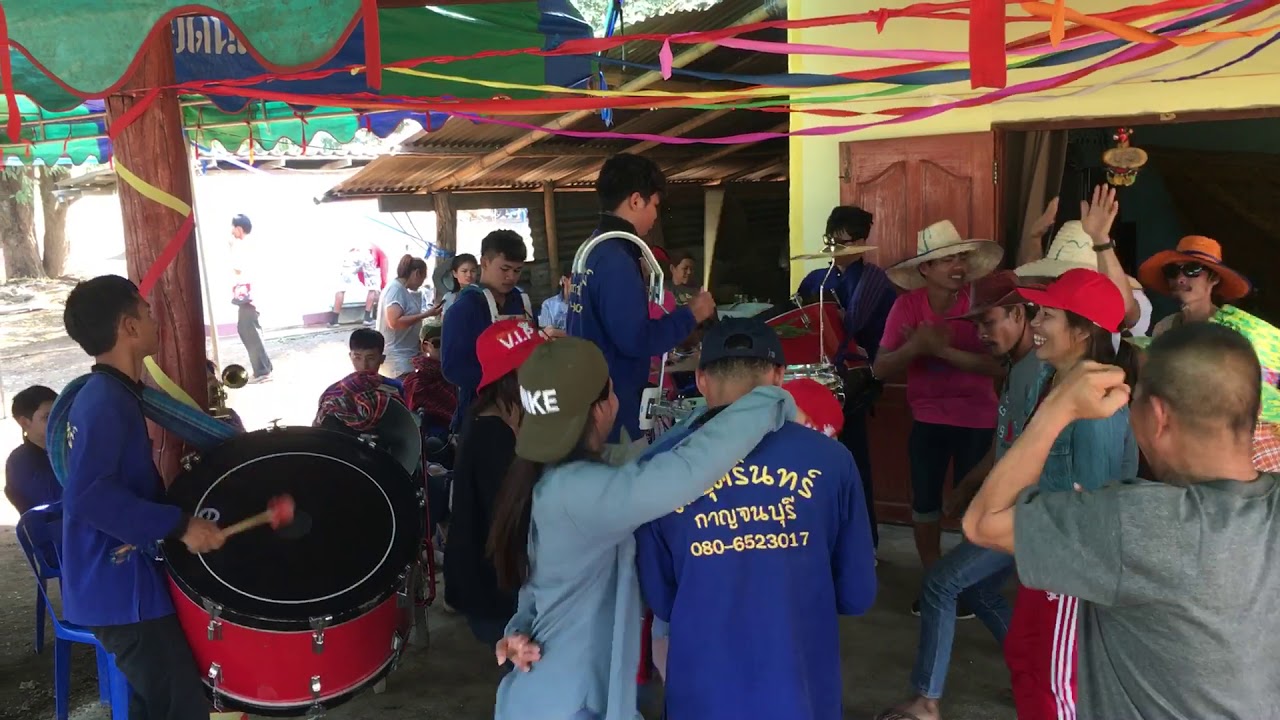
left=875, top=710, right=925, bottom=720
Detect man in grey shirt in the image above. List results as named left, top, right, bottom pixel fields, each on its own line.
left=965, top=322, right=1280, bottom=720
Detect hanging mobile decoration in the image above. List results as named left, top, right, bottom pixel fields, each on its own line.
left=1103, top=127, right=1148, bottom=186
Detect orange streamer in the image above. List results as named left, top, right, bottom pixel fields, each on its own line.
left=1021, top=1, right=1280, bottom=46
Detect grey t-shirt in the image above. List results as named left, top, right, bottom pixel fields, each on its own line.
left=995, top=352, right=1045, bottom=460
left=377, top=278, right=425, bottom=376
left=1014, top=474, right=1280, bottom=719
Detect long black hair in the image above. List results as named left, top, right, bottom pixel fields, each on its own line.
left=470, top=371, right=521, bottom=424
left=1065, top=310, right=1138, bottom=388
left=487, top=379, right=611, bottom=591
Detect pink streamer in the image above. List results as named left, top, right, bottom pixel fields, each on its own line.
left=449, top=32, right=1176, bottom=145
left=660, top=40, right=674, bottom=79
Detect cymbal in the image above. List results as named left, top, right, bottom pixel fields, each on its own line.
left=790, top=244, right=875, bottom=262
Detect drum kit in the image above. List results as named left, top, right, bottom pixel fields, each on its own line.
left=642, top=240, right=874, bottom=429
left=164, top=371, right=428, bottom=717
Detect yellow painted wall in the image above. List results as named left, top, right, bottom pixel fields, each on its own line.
left=788, top=0, right=1280, bottom=285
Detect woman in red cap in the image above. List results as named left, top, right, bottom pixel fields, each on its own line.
left=998, top=268, right=1138, bottom=720
left=444, top=318, right=548, bottom=648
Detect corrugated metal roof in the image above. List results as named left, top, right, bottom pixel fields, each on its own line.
left=321, top=0, right=787, bottom=200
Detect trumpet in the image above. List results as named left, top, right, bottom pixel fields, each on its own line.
left=209, top=363, right=248, bottom=419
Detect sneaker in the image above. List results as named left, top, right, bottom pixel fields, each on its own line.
left=911, top=600, right=976, bottom=620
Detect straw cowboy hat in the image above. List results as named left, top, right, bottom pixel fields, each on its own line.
left=1137, top=235, right=1251, bottom=302
left=1016, top=221, right=1143, bottom=289
left=886, top=220, right=1003, bottom=290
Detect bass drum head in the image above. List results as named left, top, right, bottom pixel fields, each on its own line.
left=165, top=427, right=422, bottom=631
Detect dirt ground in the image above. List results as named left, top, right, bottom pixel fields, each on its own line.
left=0, top=279, right=1016, bottom=720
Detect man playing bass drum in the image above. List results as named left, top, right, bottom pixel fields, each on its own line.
left=795, top=206, right=897, bottom=551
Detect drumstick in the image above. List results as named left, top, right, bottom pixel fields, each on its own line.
left=221, top=495, right=296, bottom=539
left=112, top=495, right=296, bottom=563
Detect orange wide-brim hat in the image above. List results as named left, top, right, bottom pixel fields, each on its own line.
left=1137, top=235, right=1251, bottom=302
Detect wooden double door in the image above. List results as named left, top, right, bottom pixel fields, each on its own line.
left=837, top=132, right=998, bottom=525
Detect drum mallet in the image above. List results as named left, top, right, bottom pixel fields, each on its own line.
left=109, top=495, right=296, bottom=564
left=221, top=495, right=296, bottom=539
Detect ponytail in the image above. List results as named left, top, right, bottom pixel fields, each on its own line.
left=396, top=254, right=427, bottom=280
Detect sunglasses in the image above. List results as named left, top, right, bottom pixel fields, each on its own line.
left=1162, top=262, right=1206, bottom=282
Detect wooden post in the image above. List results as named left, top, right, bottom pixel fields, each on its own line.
left=703, top=187, right=726, bottom=290
left=105, top=31, right=205, bottom=484
left=542, top=181, right=559, bottom=281
left=433, top=191, right=456, bottom=295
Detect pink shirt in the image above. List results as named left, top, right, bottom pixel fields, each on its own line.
left=649, top=291, right=679, bottom=392
left=879, top=286, right=997, bottom=429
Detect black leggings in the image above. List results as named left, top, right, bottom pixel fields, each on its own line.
left=908, top=421, right=993, bottom=522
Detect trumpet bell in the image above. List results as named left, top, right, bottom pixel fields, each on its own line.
left=221, top=364, right=250, bottom=389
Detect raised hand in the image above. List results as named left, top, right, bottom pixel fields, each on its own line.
left=1027, top=197, right=1060, bottom=240
left=1080, top=185, right=1120, bottom=243
left=1044, top=361, right=1130, bottom=421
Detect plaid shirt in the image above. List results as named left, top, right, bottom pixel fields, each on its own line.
left=1253, top=422, right=1280, bottom=473
left=402, top=355, right=457, bottom=429
left=314, top=371, right=405, bottom=431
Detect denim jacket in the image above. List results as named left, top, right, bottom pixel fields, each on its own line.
left=1025, top=365, right=1139, bottom=494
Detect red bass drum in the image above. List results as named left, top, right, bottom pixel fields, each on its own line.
left=164, top=427, right=423, bottom=717
left=761, top=302, right=846, bottom=366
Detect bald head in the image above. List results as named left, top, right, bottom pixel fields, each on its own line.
left=1137, top=323, right=1260, bottom=437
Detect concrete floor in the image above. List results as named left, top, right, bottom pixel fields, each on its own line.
left=68, top=526, right=1016, bottom=720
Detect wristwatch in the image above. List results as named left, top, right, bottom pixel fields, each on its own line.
left=1092, top=241, right=1115, bottom=252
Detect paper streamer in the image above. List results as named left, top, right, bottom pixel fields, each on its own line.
left=1020, top=0, right=1280, bottom=45
left=144, top=356, right=202, bottom=410
left=113, top=161, right=196, bottom=297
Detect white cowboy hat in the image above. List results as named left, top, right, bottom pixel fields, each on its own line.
left=886, top=220, right=1003, bottom=290
left=1014, top=221, right=1096, bottom=279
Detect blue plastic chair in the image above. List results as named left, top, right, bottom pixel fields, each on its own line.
left=16, top=503, right=131, bottom=720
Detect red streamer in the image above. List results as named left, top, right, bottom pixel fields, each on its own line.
left=138, top=212, right=196, bottom=298
left=107, top=87, right=161, bottom=140
left=970, top=0, right=1007, bottom=89
left=362, top=0, right=383, bottom=91
left=0, top=4, right=20, bottom=142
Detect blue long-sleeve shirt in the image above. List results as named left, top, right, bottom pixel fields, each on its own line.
left=441, top=284, right=528, bottom=430
left=634, top=415, right=876, bottom=720
left=797, top=260, right=897, bottom=364
left=60, top=369, right=187, bottom=627
left=5, top=440, right=61, bottom=514
left=567, top=215, right=697, bottom=442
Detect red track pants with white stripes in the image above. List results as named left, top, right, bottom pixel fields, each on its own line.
left=1004, top=584, right=1079, bottom=720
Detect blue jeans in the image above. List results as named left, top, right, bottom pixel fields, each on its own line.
left=911, top=540, right=1014, bottom=699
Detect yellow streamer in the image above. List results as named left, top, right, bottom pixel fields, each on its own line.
left=144, top=356, right=203, bottom=411
left=115, top=163, right=193, bottom=217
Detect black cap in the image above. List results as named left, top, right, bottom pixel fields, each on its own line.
left=699, top=316, right=784, bottom=368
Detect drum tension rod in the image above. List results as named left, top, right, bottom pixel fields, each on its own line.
left=310, top=615, right=333, bottom=654
left=203, top=599, right=224, bottom=641
left=207, top=664, right=224, bottom=712
left=307, top=676, right=324, bottom=720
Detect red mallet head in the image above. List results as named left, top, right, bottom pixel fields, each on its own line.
left=267, top=495, right=296, bottom=529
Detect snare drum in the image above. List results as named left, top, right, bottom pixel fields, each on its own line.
left=165, top=427, right=423, bottom=716
left=763, top=303, right=844, bottom=366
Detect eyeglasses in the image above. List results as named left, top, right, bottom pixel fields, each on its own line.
left=1162, top=262, right=1206, bottom=281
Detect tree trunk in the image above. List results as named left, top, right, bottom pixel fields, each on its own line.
left=0, top=169, right=44, bottom=280
left=39, top=168, right=73, bottom=278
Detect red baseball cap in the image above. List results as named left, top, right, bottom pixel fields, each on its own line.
left=1016, top=268, right=1125, bottom=333
left=477, top=319, right=546, bottom=392
left=649, top=245, right=671, bottom=265
left=782, top=378, right=844, bottom=438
